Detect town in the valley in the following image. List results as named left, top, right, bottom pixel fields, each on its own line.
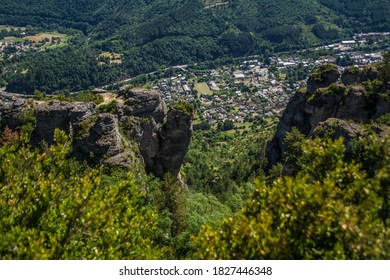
left=1, top=27, right=390, bottom=126
left=142, top=32, right=390, bottom=125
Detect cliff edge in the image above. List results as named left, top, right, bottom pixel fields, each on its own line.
left=266, top=63, right=390, bottom=168
left=0, top=88, right=193, bottom=178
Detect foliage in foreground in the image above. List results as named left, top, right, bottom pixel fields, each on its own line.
left=192, top=136, right=390, bottom=259
left=0, top=130, right=165, bottom=259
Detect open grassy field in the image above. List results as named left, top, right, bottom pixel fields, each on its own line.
left=0, top=31, right=69, bottom=48
left=25, top=32, right=69, bottom=49
left=194, top=82, right=213, bottom=96
left=99, top=52, right=123, bottom=64
left=0, top=36, right=25, bottom=43
left=25, top=32, right=67, bottom=42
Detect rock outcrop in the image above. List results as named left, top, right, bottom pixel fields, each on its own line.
left=341, top=65, right=379, bottom=86
left=0, top=94, right=28, bottom=130
left=266, top=64, right=389, bottom=168
left=146, top=109, right=193, bottom=178
left=117, top=88, right=193, bottom=178
left=307, top=64, right=340, bottom=94
left=0, top=88, right=193, bottom=178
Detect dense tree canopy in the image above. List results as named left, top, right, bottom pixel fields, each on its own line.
left=192, top=134, right=390, bottom=259
left=0, top=130, right=166, bottom=259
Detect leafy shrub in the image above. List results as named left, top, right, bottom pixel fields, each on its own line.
left=97, top=100, right=118, bottom=113
left=173, top=100, right=194, bottom=116
left=192, top=137, right=390, bottom=259
left=376, top=113, right=390, bottom=126
left=0, top=130, right=166, bottom=259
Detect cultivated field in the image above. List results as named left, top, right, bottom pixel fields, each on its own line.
left=1, top=36, right=25, bottom=43
left=25, top=32, right=67, bottom=42
left=194, top=82, right=213, bottom=96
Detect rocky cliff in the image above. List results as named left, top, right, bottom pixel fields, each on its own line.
left=266, top=64, right=390, bottom=168
left=0, top=88, right=193, bottom=178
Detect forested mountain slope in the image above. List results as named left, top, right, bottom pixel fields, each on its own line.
left=1, top=0, right=389, bottom=93
left=1, top=0, right=389, bottom=52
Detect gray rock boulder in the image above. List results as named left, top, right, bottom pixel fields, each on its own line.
left=340, top=65, right=379, bottom=86
left=73, top=113, right=131, bottom=166
left=146, top=109, right=193, bottom=178
left=121, top=88, right=167, bottom=123
left=307, top=64, right=340, bottom=94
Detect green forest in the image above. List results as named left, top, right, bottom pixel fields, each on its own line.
left=1, top=0, right=389, bottom=93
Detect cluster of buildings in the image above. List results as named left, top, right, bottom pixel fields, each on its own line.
left=155, top=61, right=293, bottom=125
left=0, top=39, right=36, bottom=59
left=199, top=86, right=289, bottom=124
left=157, top=74, right=193, bottom=102
left=151, top=32, right=389, bottom=126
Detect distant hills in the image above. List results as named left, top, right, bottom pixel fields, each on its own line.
left=1, top=0, right=389, bottom=53
left=1, top=0, right=389, bottom=93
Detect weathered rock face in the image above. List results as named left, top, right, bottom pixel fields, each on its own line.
left=341, top=66, right=379, bottom=86
left=0, top=94, right=28, bottom=130
left=341, top=67, right=360, bottom=86
left=307, top=64, right=340, bottom=94
left=145, top=109, right=193, bottom=178
left=312, top=118, right=366, bottom=153
left=121, top=88, right=166, bottom=123
left=336, top=85, right=369, bottom=122
left=73, top=113, right=129, bottom=166
left=266, top=65, right=389, bottom=168
left=266, top=90, right=311, bottom=165
left=0, top=89, right=193, bottom=178
left=31, top=101, right=96, bottom=146
left=118, top=88, right=193, bottom=178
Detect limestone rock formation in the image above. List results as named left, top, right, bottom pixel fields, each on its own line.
left=0, top=94, right=28, bottom=130
left=0, top=88, right=193, bottom=178
left=31, top=100, right=96, bottom=146
left=117, top=88, right=193, bottom=178
left=307, top=64, right=340, bottom=94
left=73, top=113, right=129, bottom=166
left=312, top=118, right=366, bottom=154
left=120, top=87, right=166, bottom=123
left=266, top=64, right=389, bottom=168
left=341, top=65, right=379, bottom=86
left=145, top=109, right=193, bottom=178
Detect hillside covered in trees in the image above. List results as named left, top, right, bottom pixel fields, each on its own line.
left=2, top=0, right=389, bottom=44
left=1, top=0, right=389, bottom=93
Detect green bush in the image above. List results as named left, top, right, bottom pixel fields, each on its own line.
left=97, top=100, right=118, bottom=113
left=192, top=137, right=390, bottom=259
left=0, top=129, right=166, bottom=259
left=172, top=100, right=194, bottom=116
